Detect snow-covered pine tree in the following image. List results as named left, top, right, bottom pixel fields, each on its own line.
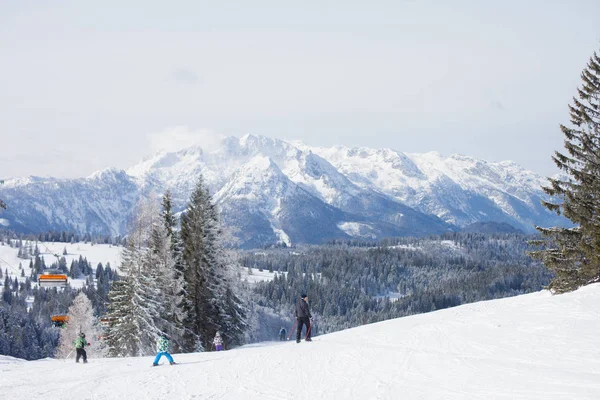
left=179, top=179, right=210, bottom=351
left=180, top=177, right=247, bottom=351
left=105, top=197, right=164, bottom=357
left=104, top=245, right=138, bottom=357
left=158, top=191, right=186, bottom=352
left=144, top=218, right=183, bottom=349
left=162, top=191, right=186, bottom=294
left=55, top=292, right=104, bottom=359
left=203, top=203, right=247, bottom=348
left=532, top=49, right=600, bottom=293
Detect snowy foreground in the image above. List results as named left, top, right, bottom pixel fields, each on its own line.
left=3, top=285, right=600, bottom=400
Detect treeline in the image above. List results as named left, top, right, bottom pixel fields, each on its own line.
left=0, top=272, right=117, bottom=360
left=245, top=232, right=552, bottom=335
left=0, top=229, right=122, bottom=245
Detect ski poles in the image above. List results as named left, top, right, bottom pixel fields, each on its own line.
left=64, top=349, right=74, bottom=361
left=306, top=320, right=313, bottom=340
left=287, top=320, right=297, bottom=341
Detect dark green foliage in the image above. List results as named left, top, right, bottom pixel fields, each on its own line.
left=0, top=284, right=70, bottom=359
left=531, top=50, right=600, bottom=292
left=180, top=178, right=247, bottom=351
left=158, top=191, right=186, bottom=352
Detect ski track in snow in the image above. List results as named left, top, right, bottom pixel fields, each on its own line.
left=3, top=285, right=600, bottom=399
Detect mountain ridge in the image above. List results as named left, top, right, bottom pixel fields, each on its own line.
left=0, top=134, right=569, bottom=247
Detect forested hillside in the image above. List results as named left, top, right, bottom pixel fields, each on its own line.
left=245, top=232, right=551, bottom=336
left=0, top=229, right=551, bottom=358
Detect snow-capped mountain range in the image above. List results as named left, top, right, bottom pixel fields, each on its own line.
left=0, top=134, right=567, bottom=248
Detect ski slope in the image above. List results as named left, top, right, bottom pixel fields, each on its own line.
left=3, top=284, right=600, bottom=399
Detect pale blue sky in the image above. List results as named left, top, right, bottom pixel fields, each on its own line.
left=1, top=0, right=599, bottom=178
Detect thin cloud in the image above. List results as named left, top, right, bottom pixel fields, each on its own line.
left=170, top=68, right=201, bottom=85
left=489, top=100, right=506, bottom=111
left=148, top=126, right=225, bottom=153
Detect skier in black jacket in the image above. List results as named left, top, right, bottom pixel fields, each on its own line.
left=295, top=294, right=312, bottom=343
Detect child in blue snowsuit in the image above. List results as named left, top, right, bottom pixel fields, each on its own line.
left=153, top=334, right=176, bottom=366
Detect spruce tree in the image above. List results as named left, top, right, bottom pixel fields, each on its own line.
left=179, top=179, right=211, bottom=351
left=104, top=248, right=139, bottom=357
left=105, top=198, right=164, bottom=356
left=203, top=203, right=247, bottom=347
left=144, top=219, right=184, bottom=349
left=159, top=191, right=187, bottom=351
left=162, top=190, right=178, bottom=239
left=532, top=49, right=600, bottom=292
left=180, top=177, right=247, bottom=351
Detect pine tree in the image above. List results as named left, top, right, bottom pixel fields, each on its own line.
left=158, top=191, right=186, bottom=351
left=2, top=275, right=12, bottom=304
left=203, top=203, right=247, bottom=348
left=104, top=198, right=165, bottom=357
left=532, top=49, right=600, bottom=293
left=104, top=252, right=138, bottom=357
left=180, top=178, right=247, bottom=351
left=55, top=292, right=104, bottom=359
left=179, top=179, right=211, bottom=351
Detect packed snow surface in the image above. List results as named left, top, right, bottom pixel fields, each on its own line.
left=3, top=284, right=600, bottom=399
left=0, top=284, right=600, bottom=400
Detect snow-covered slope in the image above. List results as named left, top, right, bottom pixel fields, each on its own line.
left=4, top=284, right=600, bottom=399
left=0, top=241, right=123, bottom=289
left=0, top=134, right=568, bottom=247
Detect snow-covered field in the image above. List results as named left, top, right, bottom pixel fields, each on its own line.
left=0, top=241, right=266, bottom=287
left=242, top=267, right=279, bottom=284
left=3, top=284, right=600, bottom=399
left=0, top=241, right=123, bottom=288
